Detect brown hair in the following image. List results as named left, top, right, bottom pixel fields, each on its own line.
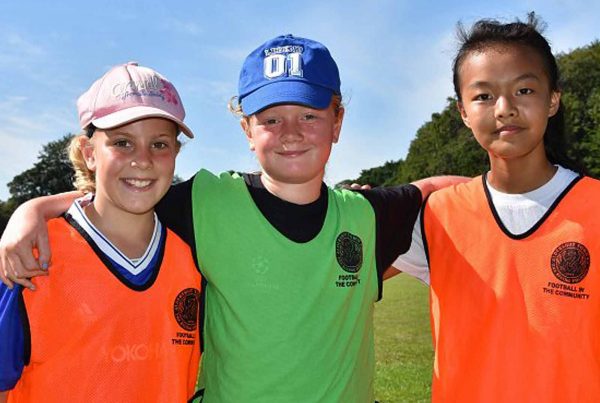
left=228, top=94, right=345, bottom=121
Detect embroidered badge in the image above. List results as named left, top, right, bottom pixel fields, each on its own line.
left=550, top=242, right=590, bottom=284
left=336, top=232, right=363, bottom=273
left=173, top=288, right=200, bottom=331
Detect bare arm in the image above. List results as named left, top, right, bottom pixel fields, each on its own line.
left=411, top=175, right=469, bottom=201
left=0, top=191, right=81, bottom=289
left=383, top=266, right=401, bottom=280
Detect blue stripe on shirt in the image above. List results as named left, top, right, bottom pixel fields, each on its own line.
left=0, top=283, right=25, bottom=391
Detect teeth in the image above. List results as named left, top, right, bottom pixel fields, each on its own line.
left=125, top=179, right=152, bottom=188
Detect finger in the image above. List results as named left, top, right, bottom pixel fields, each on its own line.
left=349, top=183, right=361, bottom=189
left=6, top=255, right=42, bottom=291
left=13, top=242, right=43, bottom=273
left=5, top=252, right=46, bottom=288
left=0, top=265, right=15, bottom=289
left=11, top=276, right=37, bottom=291
left=35, top=229, right=51, bottom=270
left=360, top=184, right=372, bottom=190
left=2, top=255, right=36, bottom=290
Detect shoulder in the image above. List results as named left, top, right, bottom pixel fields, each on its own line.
left=428, top=176, right=483, bottom=204
left=47, top=216, right=75, bottom=240
left=192, top=169, right=244, bottom=188
left=579, top=176, right=600, bottom=188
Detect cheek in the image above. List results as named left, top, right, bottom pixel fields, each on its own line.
left=154, top=152, right=177, bottom=170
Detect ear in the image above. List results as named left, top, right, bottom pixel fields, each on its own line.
left=80, top=137, right=97, bottom=171
left=240, top=118, right=255, bottom=151
left=456, top=101, right=471, bottom=128
left=548, top=90, right=561, bottom=117
left=332, top=107, right=344, bottom=144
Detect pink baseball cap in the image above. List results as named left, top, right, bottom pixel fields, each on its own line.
left=77, top=62, right=194, bottom=138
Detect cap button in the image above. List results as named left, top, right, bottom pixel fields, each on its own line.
left=126, top=61, right=139, bottom=66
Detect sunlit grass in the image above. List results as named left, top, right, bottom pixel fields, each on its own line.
left=374, top=274, right=433, bottom=402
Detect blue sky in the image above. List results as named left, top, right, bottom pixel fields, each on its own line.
left=0, top=1, right=598, bottom=200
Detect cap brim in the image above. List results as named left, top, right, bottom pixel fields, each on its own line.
left=241, top=81, right=334, bottom=115
left=91, top=106, right=194, bottom=138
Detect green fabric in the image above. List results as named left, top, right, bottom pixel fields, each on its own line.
left=192, top=169, right=378, bottom=403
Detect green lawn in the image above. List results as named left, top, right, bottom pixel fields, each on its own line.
left=374, top=274, right=433, bottom=402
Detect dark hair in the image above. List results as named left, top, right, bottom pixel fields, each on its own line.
left=452, top=12, right=585, bottom=174
left=85, top=124, right=96, bottom=138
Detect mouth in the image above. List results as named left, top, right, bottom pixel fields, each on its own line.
left=277, top=149, right=308, bottom=158
left=494, top=125, right=523, bottom=136
left=122, top=178, right=155, bottom=190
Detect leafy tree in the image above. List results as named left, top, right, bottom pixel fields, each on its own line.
left=172, top=174, right=184, bottom=185
left=7, top=134, right=76, bottom=206
left=351, top=160, right=404, bottom=187
left=558, top=41, right=600, bottom=177
left=0, top=199, right=17, bottom=237
left=397, top=99, right=488, bottom=183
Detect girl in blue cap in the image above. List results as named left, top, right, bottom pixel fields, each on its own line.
left=0, top=35, right=464, bottom=402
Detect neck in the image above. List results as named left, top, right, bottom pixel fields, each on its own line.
left=259, top=172, right=324, bottom=205
left=487, top=151, right=557, bottom=194
left=84, top=202, right=155, bottom=259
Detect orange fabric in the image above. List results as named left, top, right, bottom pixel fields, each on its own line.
left=8, top=218, right=201, bottom=403
left=425, top=176, right=600, bottom=403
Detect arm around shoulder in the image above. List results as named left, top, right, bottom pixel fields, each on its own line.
left=0, top=191, right=81, bottom=289
left=411, top=175, right=470, bottom=201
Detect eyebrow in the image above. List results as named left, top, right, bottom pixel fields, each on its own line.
left=105, top=131, right=176, bottom=139
left=466, top=73, right=542, bottom=89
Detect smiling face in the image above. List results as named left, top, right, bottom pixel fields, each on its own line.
left=456, top=43, right=561, bottom=163
left=83, top=117, right=179, bottom=219
left=241, top=102, right=344, bottom=187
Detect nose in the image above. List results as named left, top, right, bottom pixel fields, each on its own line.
left=130, top=147, right=152, bottom=170
left=280, top=120, right=303, bottom=144
left=494, top=95, right=517, bottom=119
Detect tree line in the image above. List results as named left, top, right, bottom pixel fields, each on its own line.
left=1, top=41, right=599, bottom=235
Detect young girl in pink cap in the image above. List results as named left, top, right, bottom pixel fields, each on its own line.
left=0, top=62, right=202, bottom=402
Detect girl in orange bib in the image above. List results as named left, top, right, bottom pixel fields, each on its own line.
left=393, top=13, right=599, bottom=402
left=0, top=63, right=202, bottom=403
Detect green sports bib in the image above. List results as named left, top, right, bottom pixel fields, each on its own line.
left=192, top=170, right=378, bottom=403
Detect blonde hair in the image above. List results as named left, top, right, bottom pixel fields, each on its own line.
left=68, top=133, right=96, bottom=194
left=227, top=94, right=344, bottom=120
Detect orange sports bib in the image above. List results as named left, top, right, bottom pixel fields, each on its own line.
left=9, top=218, right=202, bottom=403
left=424, top=176, right=600, bottom=402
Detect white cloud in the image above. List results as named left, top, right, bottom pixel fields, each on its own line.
left=0, top=32, right=45, bottom=73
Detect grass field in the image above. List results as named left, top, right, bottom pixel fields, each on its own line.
left=374, top=274, right=433, bottom=402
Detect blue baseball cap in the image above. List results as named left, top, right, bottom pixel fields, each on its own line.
left=238, top=34, right=341, bottom=115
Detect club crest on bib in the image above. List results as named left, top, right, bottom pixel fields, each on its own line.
left=550, top=242, right=590, bottom=284
left=173, top=288, right=200, bottom=331
left=336, top=232, right=363, bottom=273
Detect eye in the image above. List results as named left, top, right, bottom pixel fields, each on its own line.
left=264, top=118, right=279, bottom=125
left=517, top=88, right=534, bottom=95
left=152, top=141, right=169, bottom=150
left=113, top=139, right=131, bottom=148
left=473, top=93, right=492, bottom=101
left=302, top=113, right=318, bottom=121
